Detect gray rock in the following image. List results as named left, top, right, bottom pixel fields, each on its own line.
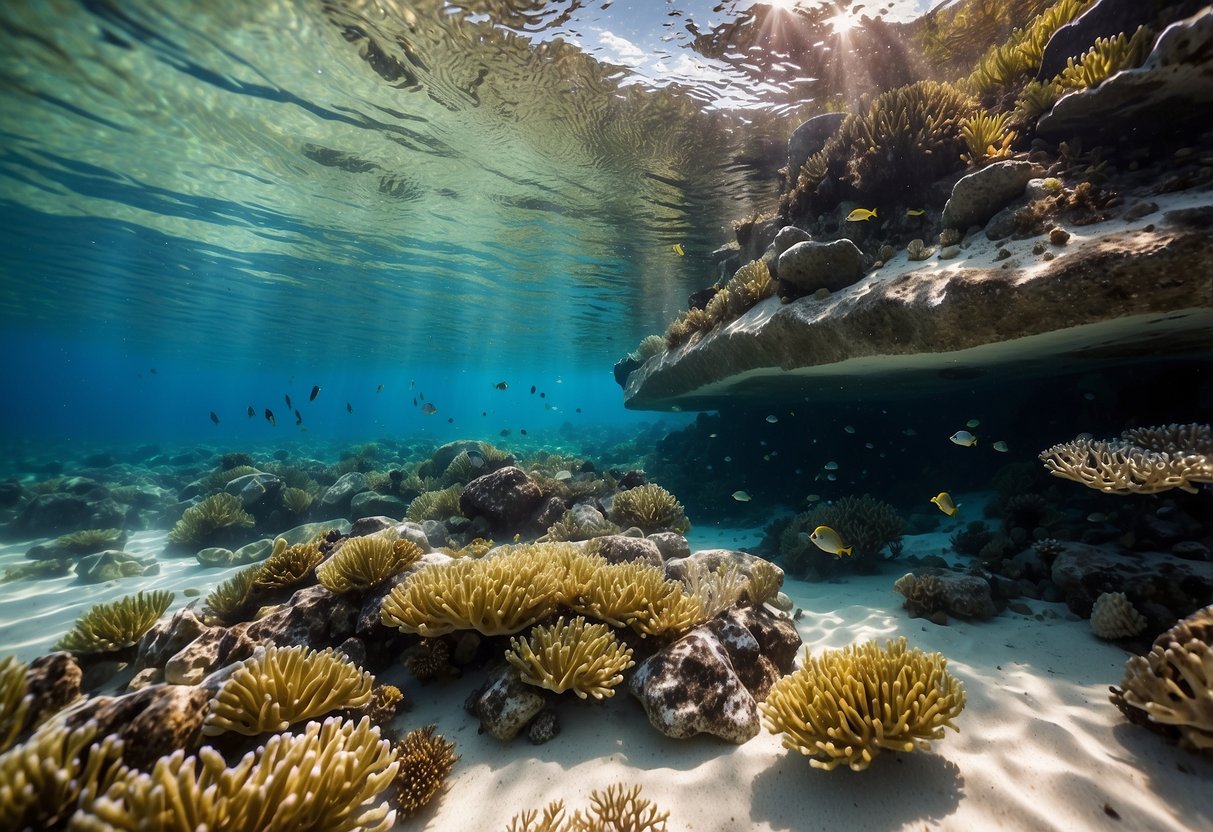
left=349, top=515, right=398, bottom=536
left=647, top=531, right=691, bottom=561
left=1038, top=9, right=1213, bottom=138
left=137, top=604, right=214, bottom=672
left=665, top=549, right=784, bottom=593
left=590, top=535, right=663, bottom=567
left=195, top=547, right=237, bottom=567
left=772, top=225, right=812, bottom=257
left=61, top=683, right=210, bottom=770
left=350, top=492, right=408, bottom=521
left=276, top=519, right=351, bottom=545
left=75, top=550, right=158, bottom=583
left=776, top=239, right=865, bottom=293
left=318, top=472, right=370, bottom=515
left=197, top=537, right=273, bottom=568
left=420, top=519, right=450, bottom=548
left=14, top=493, right=127, bottom=537
left=468, top=665, right=548, bottom=742
left=1051, top=542, right=1213, bottom=624
left=224, top=473, right=284, bottom=507
left=1038, top=0, right=1159, bottom=81
left=786, top=112, right=846, bottom=183
left=943, top=161, right=1039, bottom=230
left=392, top=521, right=433, bottom=552
left=935, top=572, right=999, bottom=619
left=458, top=466, right=543, bottom=530
left=24, top=652, right=82, bottom=728
left=984, top=206, right=1019, bottom=241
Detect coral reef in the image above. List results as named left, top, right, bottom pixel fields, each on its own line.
left=676, top=559, right=748, bottom=621
left=633, top=334, right=667, bottom=362
left=254, top=540, right=324, bottom=591
left=281, top=486, right=315, bottom=517
left=406, top=638, right=454, bottom=681
left=893, top=572, right=948, bottom=620
left=609, top=483, right=690, bottom=534
left=394, top=725, right=457, bottom=816
left=75, top=716, right=398, bottom=832
left=743, top=560, right=783, bottom=606
left=780, top=495, right=905, bottom=575
left=506, top=616, right=635, bottom=700
left=0, top=655, right=30, bottom=752
left=1057, top=26, right=1154, bottom=90
left=507, top=784, right=669, bottom=832
left=1110, top=604, right=1213, bottom=752
left=168, top=492, right=255, bottom=548
left=405, top=485, right=465, bottom=523
left=761, top=636, right=965, bottom=771
left=1039, top=423, right=1213, bottom=494
left=569, top=558, right=705, bottom=639
left=55, top=528, right=126, bottom=555
left=359, top=684, right=404, bottom=728
left=202, top=645, right=373, bottom=736
left=959, top=109, right=1016, bottom=164
left=1091, top=592, right=1147, bottom=640
left=545, top=508, right=620, bottom=542
left=203, top=564, right=262, bottom=625
left=316, top=535, right=423, bottom=593
left=963, top=0, right=1093, bottom=96
left=56, top=590, right=174, bottom=654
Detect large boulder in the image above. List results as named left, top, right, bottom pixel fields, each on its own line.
left=224, top=473, right=284, bottom=508
left=458, top=466, right=543, bottom=530
left=1038, top=0, right=1166, bottom=81
left=318, top=472, right=369, bottom=516
left=942, top=160, right=1039, bottom=230
left=62, top=684, right=210, bottom=770
left=776, top=239, right=865, bottom=293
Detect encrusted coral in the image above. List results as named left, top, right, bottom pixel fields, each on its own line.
left=405, top=485, right=465, bottom=523
left=893, top=572, right=948, bottom=619
left=56, top=590, right=174, bottom=654
left=203, top=564, right=262, bottom=625
left=609, top=483, right=690, bottom=534
left=75, top=716, right=398, bottom=832
left=202, top=645, right=374, bottom=736
left=254, top=540, right=324, bottom=590
left=381, top=545, right=569, bottom=637
left=546, top=509, right=620, bottom=543
left=762, top=636, right=965, bottom=771
left=406, top=638, right=454, bottom=681
left=960, top=110, right=1016, bottom=164
left=1039, top=423, right=1213, bottom=494
left=1091, top=592, right=1147, bottom=640
left=722, top=259, right=774, bottom=318
left=1058, top=26, right=1154, bottom=90
left=1, top=655, right=30, bottom=753
left=743, top=560, right=783, bottom=606
left=508, top=784, right=669, bottom=832
left=168, top=492, right=255, bottom=547
left=1, top=720, right=124, bottom=830
left=317, top=535, right=423, bottom=593
left=507, top=616, right=635, bottom=700
left=906, top=238, right=935, bottom=261
left=1110, top=605, right=1213, bottom=752
left=394, top=725, right=457, bottom=816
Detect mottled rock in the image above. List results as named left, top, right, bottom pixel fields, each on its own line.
left=527, top=709, right=560, bottom=745
left=772, top=225, right=812, bottom=257
left=786, top=112, right=846, bottom=183
left=137, top=605, right=215, bottom=671
left=349, top=515, right=398, bottom=536
left=934, top=571, right=999, bottom=619
left=24, top=652, right=82, bottom=727
left=664, top=549, right=784, bottom=593
left=275, top=519, right=352, bottom=545
left=62, top=684, right=210, bottom=769
left=350, top=492, right=408, bottom=521
left=718, top=604, right=801, bottom=675
left=1051, top=542, right=1213, bottom=624
left=458, top=466, right=543, bottom=530
left=468, top=665, right=548, bottom=741
left=75, top=550, right=158, bottom=583
left=776, top=239, right=865, bottom=293
left=531, top=495, right=567, bottom=533
left=224, top=472, right=284, bottom=507
left=319, top=472, right=370, bottom=515
left=590, top=534, right=663, bottom=567
left=943, top=160, right=1039, bottom=230
left=647, top=532, right=691, bottom=561
left=164, top=626, right=230, bottom=686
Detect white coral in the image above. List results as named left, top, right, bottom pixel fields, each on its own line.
left=1090, top=592, right=1146, bottom=639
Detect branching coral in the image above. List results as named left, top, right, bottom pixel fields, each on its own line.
left=677, top=560, right=748, bottom=621
left=960, top=110, right=1016, bottom=164
left=570, top=559, right=705, bottom=639
left=609, top=483, right=690, bottom=534
left=202, top=645, right=374, bottom=736
left=1110, top=605, right=1213, bottom=752
left=508, top=784, right=669, bottom=832
left=1, top=720, right=124, bottom=830
left=204, top=564, right=262, bottom=625
left=317, top=535, right=423, bottom=593
left=762, top=636, right=965, bottom=771
left=1039, top=423, right=1213, bottom=494
left=55, top=528, right=125, bottom=555
left=1, top=655, right=30, bottom=753
left=507, top=616, right=636, bottom=700
left=1014, top=79, right=1062, bottom=122
left=405, top=485, right=465, bottom=523
left=254, top=540, right=324, bottom=591
left=394, top=725, right=457, bottom=816
left=1091, top=592, right=1147, bottom=640
left=281, top=486, right=314, bottom=517
left=74, top=716, right=399, bottom=832
left=1058, top=26, right=1154, bottom=90
left=381, top=545, right=569, bottom=637
left=546, top=509, right=620, bottom=543
left=56, top=590, right=174, bottom=654
left=743, top=560, right=783, bottom=606
left=168, top=492, right=255, bottom=547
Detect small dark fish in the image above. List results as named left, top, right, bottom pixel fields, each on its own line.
left=1103, top=804, right=1120, bottom=820
left=481, top=411, right=487, bottom=417
left=246, top=405, right=255, bottom=418
left=409, top=379, right=415, bottom=389
left=294, top=409, right=302, bottom=426
left=520, top=429, right=528, bottom=436
left=149, top=368, right=157, bottom=374
left=530, top=385, right=536, bottom=394
left=309, top=385, right=320, bottom=402
left=284, top=393, right=292, bottom=410
left=540, top=392, right=545, bottom=398
left=376, top=384, right=383, bottom=394
left=419, top=391, right=425, bottom=401
left=265, top=408, right=276, bottom=427
left=413, top=397, right=418, bottom=406
left=576, top=407, right=582, bottom=413
left=494, top=381, right=508, bottom=390
left=447, top=417, right=454, bottom=423
left=500, top=428, right=511, bottom=437
left=209, top=411, right=219, bottom=425
left=346, top=402, right=353, bottom=414
left=420, top=402, right=438, bottom=415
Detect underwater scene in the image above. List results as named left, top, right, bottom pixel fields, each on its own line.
left=1, top=0, right=1212, bottom=829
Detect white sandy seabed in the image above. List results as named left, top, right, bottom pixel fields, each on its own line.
left=1, top=523, right=1211, bottom=832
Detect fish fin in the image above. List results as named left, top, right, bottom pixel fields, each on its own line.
left=871, top=209, right=876, bottom=218
left=843, top=546, right=853, bottom=557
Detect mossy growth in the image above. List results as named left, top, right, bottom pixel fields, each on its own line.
left=631, top=334, right=667, bottom=363
left=203, top=564, right=263, bottom=625
left=281, top=486, right=314, bottom=518
left=202, top=645, right=374, bottom=736
left=1057, top=26, right=1153, bottom=91
left=55, top=589, right=174, bottom=654
left=74, top=716, right=398, bottom=832
left=609, top=483, right=690, bottom=534
left=960, top=109, right=1016, bottom=165
left=1014, top=78, right=1063, bottom=123
left=506, top=616, right=636, bottom=700
left=508, top=783, right=670, bottom=832
left=316, top=535, right=424, bottom=594
left=762, top=636, right=966, bottom=771
left=1, top=655, right=30, bottom=753
left=168, top=492, right=255, bottom=548
left=394, top=725, right=458, bottom=817
left=405, top=485, right=465, bottom=523
left=54, top=528, right=125, bottom=555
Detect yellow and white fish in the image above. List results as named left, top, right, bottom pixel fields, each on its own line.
left=671, top=243, right=685, bottom=256
left=808, top=525, right=853, bottom=558
left=845, top=207, right=877, bottom=222
left=905, top=208, right=925, bottom=217
left=949, top=430, right=978, bottom=447
left=931, top=491, right=959, bottom=516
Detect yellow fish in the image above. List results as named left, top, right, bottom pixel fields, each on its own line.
left=809, top=525, right=853, bottom=558
left=671, top=243, right=685, bottom=256
left=906, top=208, right=925, bottom=217
left=949, top=430, right=978, bottom=447
left=931, top=491, right=959, bottom=516
left=845, top=208, right=877, bottom=222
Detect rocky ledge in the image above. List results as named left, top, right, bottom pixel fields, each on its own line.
left=622, top=188, right=1213, bottom=411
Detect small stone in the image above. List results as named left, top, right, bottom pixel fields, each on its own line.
left=1042, top=251, right=1056, bottom=261
left=1008, top=601, right=1034, bottom=616
left=1049, top=227, right=1071, bottom=245
left=772, top=225, right=812, bottom=255
left=469, top=666, right=547, bottom=741
left=527, top=709, right=561, bottom=745
left=939, top=245, right=961, bottom=260
left=994, top=248, right=1012, bottom=261
left=1032, top=242, right=1047, bottom=255
left=942, top=160, right=1039, bottom=230
left=1124, top=201, right=1159, bottom=221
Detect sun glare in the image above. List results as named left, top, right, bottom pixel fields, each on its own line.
left=826, top=10, right=860, bottom=36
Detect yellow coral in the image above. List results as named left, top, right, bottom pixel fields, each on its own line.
left=202, top=645, right=374, bottom=736
left=316, top=535, right=423, bottom=593
left=405, top=485, right=464, bottom=523
left=507, top=616, right=635, bottom=699
left=609, top=483, right=690, bottom=534
left=1039, top=424, right=1213, bottom=494
left=569, top=559, right=704, bottom=639
left=254, top=539, right=324, bottom=590
left=1, top=655, right=30, bottom=753
left=508, top=784, right=669, bottom=832
left=744, top=560, right=783, bottom=606
left=204, top=564, right=262, bottom=625
left=56, top=590, right=174, bottom=654
left=281, top=487, right=314, bottom=516
left=1058, top=26, right=1153, bottom=90
left=762, top=637, right=966, bottom=771
left=1, top=720, right=123, bottom=830
left=168, top=492, right=254, bottom=546
left=394, top=724, right=457, bottom=816
left=75, top=716, right=398, bottom=832
left=960, top=109, right=1016, bottom=165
